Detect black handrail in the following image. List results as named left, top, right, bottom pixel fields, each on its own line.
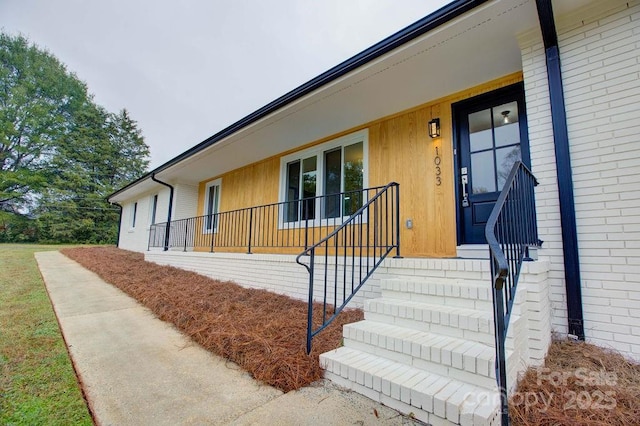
left=485, top=161, right=541, bottom=426
left=148, top=186, right=390, bottom=253
left=297, top=182, right=400, bottom=354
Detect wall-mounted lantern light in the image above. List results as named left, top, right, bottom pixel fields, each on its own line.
left=428, top=118, right=440, bottom=138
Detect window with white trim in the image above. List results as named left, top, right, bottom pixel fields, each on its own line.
left=149, top=194, right=159, bottom=225
left=203, top=179, right=221, bottom=232
left=279, top=130, right=368, bottom=224
left=131, top=202, right=138, bottom=228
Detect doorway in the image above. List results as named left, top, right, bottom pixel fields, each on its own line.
left=453, top=83, right=530, bottom=244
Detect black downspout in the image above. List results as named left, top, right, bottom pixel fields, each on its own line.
left=151, top=173, right=174, bottom=252
left=535, top=0, right=585, bottom=339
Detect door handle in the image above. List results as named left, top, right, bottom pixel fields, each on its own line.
left=461, top=174, right=469, bottom=207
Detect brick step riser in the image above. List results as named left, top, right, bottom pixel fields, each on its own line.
left=365, top=300, right=493, bottom=331
left=364, top=311, right=496, bottom=347
left=383, top=263, right=490, bottom=283
left=363, top=312, right=522, bottom=351
left=342, top=323, right=497, bottom=375
left=323, top=369, right=433, bottom=424
left=343, top=338, right=500, bottom=389
left=379, top=290, right=494, bottom=311
left=321, top=351, right=501, bottom=426
left=380, top=279, right=491, bottom=298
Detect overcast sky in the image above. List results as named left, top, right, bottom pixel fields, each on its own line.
left=1, top=0, right=450, bottom=169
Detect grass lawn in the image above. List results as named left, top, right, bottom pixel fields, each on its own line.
left=0, top=244, right=93, bottom=426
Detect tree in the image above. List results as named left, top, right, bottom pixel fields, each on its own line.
left=108, top=109, right=150, bottom=187
left=0, top=33, right=89, bottom=213
left=0, top=210, right=38, bottom=242
left=0, top=33, right=150, bottom=243
left=37, top=107, right=150, bottom=243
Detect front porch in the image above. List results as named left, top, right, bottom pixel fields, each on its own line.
left=144, top=162, right=546, bottom=424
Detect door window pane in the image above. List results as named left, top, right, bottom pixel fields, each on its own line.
left=468, top=109, right=492, bottom=152
left=301, top=157, right=316, bottom=220
left=494, top=102, right=520, bottom=147
left=343, top=142, right=363, bottom=215
left=285, top=160, right=301, bottom=222
left=496, top=145, right=521, bottom=190
left=471, top=151, right=496, bottom=194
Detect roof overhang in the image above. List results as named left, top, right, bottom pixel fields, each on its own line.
left=108, top=0, right=593, bottom=204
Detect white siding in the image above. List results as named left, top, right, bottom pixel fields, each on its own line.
left=521, top=0, right=640, bottom=360
left=153, top=187, right=172, bottom=225
left=117, top=198, right=151, bottom=252
left=116, top=183, right=198, bottom=252
left=116, top=186, right=172, bottom=253
left=173, top=183, right=198, bottom=220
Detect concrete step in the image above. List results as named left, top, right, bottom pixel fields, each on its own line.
left=321, top=346, right=500, bottom=426
left=365, top=297, right=495, bottom=346
left=456, top=245, right=490, bottom=259
left=380, top=277, right=493, bottom=311
left=343, top=320, right=508, bottom=389
left=383, top=258, right=491, bottom=283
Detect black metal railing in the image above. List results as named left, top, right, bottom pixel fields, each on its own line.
left=485, top=161, right=541, bottom=426
left=148, top=186, right=390, bottom=253
left=297, top=182, right=400, bottom=354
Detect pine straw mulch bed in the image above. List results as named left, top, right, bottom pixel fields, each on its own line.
left=61, top=246, right=362, bottom=393
left=510, top=338, right=640, bottom=425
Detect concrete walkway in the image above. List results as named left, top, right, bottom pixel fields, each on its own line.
left=36, top=251, right=416, bottom=425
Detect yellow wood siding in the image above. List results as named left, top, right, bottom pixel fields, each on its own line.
left=196, top=72, right=523, bottom=257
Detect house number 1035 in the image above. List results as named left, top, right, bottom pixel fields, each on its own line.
left=434, top=146, right=442, bottom=186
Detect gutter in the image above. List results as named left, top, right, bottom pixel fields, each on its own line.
left=535, top=0, right=585, bottom=339
left=107, top=0, right=488, bottom=201
left=150, top=174, right=174, bottom=252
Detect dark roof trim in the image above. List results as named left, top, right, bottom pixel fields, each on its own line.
left=108, top=0, right=488, bottom=201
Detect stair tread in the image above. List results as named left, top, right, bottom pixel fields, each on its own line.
left=381, top=277, right=491, bottom=288
left=381, top=277, right=493, bottom=300
left=321, top=346, right=499, bottom=423
left=346, top=320, right=495, bottom=353
left=383, top=276, right=488, bottom=285
left=344, top=320, right=510, bottom=380
left=367, top=297, right=493, bottom=318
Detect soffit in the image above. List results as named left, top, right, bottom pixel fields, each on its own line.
left=116, top=0, right=576, bottom=203
left=158, top=0, right=542, bottom=186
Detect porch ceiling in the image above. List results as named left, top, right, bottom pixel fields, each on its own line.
left=110, top=0, right=592, bottom=203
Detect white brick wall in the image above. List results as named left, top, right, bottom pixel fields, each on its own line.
left=559, top=1, right=640, bottom=360
left=519, top=33, right=569, bottom=335
left=521, top=0, right=640, bottom=360
left=145, top=251, right=383, bottom=307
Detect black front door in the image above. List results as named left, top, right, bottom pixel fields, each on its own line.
left=454, top=83, right=530, bottom=244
